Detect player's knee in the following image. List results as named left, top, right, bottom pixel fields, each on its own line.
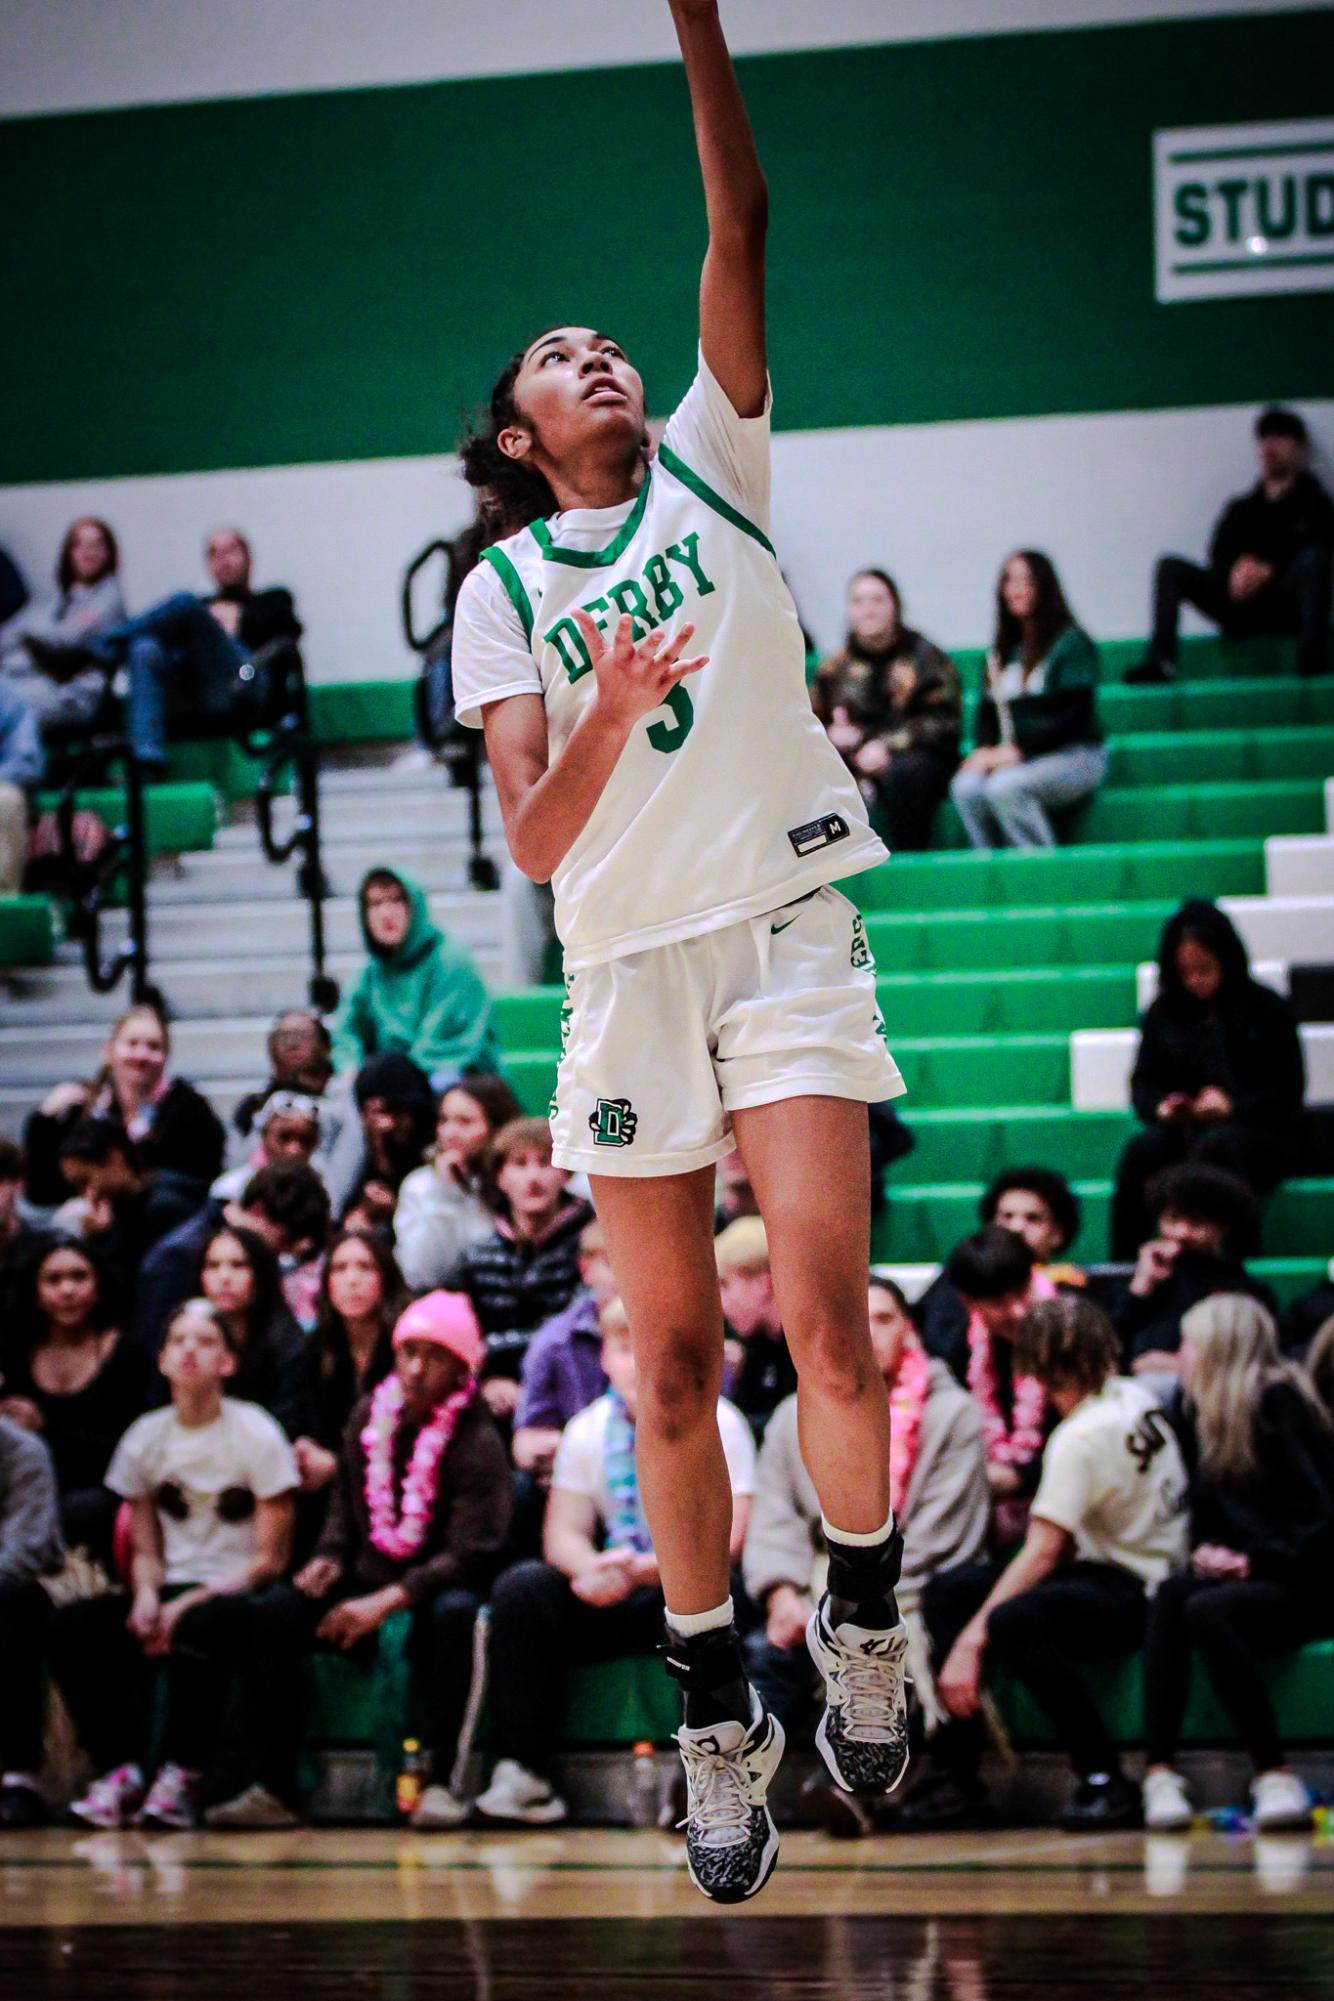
left=635, top=1332, right=719, bottom=1444
left=792, top=1315, right=876, bottom=1407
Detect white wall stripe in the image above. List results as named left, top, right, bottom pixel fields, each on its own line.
left=1, top=0, right=1323, bottom=119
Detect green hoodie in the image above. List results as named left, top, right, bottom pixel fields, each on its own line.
left=333, top=868, right=501, bottom=1083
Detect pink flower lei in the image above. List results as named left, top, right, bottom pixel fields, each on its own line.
left=887, top=1338, right=932, bottom=1521
left=362, top=1373, right=475, bottom=1562
left=966, top=1272, right=1054, bottom=1470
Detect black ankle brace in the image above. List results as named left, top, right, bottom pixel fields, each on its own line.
left=825, top=1525, right=904, bottom=1602
left=659, top=1622, right=745, bottom=1695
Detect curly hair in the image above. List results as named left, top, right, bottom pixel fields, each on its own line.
left=459, top=337, right=564, bottom=545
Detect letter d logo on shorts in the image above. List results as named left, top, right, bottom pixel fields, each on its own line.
left=590, top=1097, right=638, bottom=1147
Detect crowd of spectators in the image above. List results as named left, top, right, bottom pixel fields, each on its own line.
left=0, top=399, right=1331, bottom=1840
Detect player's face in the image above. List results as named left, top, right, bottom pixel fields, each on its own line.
left=509, top=327, right=645, bottom=465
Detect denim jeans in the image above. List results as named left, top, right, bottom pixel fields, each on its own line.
left=97, top=592, right=247, bottom=764
left=950, top=743, right=1109, bottom=849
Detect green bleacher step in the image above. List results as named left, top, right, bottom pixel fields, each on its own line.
left=309, top=679, right=417, bottom=744
left=0, top=894, right=58, bottom=967
left=1108, top=725, right=1334, bottom=789
left=938, top=779, right=1324, bottom=849
left=33, top=781, right=219, bottom=856
left=1099, top=676, right=1334, bottom=736
left=861, top=902, right=1174, bottom=974
left=872, top=1180, right=1334, bottom=1265
left=848, top=840, right=1264, bottom=915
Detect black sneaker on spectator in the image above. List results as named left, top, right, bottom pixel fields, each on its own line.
left=806, top=1594, right=910, bottom=1798
left=0, top=1778, right=46, bottom=1829
left=893, top=1772, right=994, bottom=1832
left=204, top=1783, right=300, bottom=1831
left=675, top=1692, right=784, bottom=1905
left=1058, top=1772, right=1141, bottom=1831
left=1124, top=656, right=1176, bottom=684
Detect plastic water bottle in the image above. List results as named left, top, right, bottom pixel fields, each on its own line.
left=396, top=1737, right=429, bottom=1819
left=627, top=1740, right=660, bottom=1828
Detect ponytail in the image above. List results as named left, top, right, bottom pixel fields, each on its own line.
left=460, top=343, right=560, bottom=544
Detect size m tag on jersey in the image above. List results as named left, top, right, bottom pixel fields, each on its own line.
left=787, top=813, right=850, bottom=858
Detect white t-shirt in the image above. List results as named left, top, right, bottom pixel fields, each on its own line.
left=1031, top=1376, right=1188, bottom=1591
left=107, top=1397, right=299, bottom=1588
left=553, top=1392, right=756, bottom=1533
left=452, top=349, right=887, bottom=971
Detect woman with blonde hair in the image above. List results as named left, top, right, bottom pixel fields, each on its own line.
left=1141, top=1292, right=1334, bottom=1833
left=22, top=1003, right=225, bottom=1212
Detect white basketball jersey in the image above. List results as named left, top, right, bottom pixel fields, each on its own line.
left=452, top=352, right=888, bottom=971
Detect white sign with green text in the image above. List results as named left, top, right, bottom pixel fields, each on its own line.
left=1154, top=117, right=1334, bottom=303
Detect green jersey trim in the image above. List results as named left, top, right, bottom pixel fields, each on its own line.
left=530, top=469, right=653, bottom=569
left=480, top=545, right=535, bottom=641
left=656, top=443, right=776, bottom=557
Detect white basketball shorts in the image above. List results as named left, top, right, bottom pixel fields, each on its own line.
left=549, top=884, right=905, bottom=1178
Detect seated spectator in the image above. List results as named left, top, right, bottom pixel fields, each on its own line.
left=904, top=1296, right=1187, bottom=1832
left=0, top=1417, right=63, bottom=1827
left=475, top=1300, right=754, bottom=1826
left=939, top=1230, right=1055, bottom=1541
left=0, top=518, right=124, bottom=734
left=55, top=1117, right=200, bottom=1291
left=23, top=1004, right=225, bottom=1214
left=744, top=1276, right=988, bottom=1837
left=1131, top=407, right=1332, bottom=684
left=1283, top=1266, right=1334, bottom=1360
left=443, top=1117, right=593, bottom=1422
left=0, top=676, right=43, bottom=895
left=211, top=1092, right=323, bottom=1204
left=340, top=1052, right=438, bottom=1236
left=716, top=1218, right=797, bottom=1437
left=233, top=1010, right=335, bottom=1142
left=333, top=868, right=500, bottom=1091
left=393, top=1074, right=522, bottom=1292
left=190, top=1225, right=316, bottom=1440
left=44, top=526, right=302, bottom=771
left=0, top=1235, right=150, bottom=1562
left=1142, top=1294, right=1334, bottom=1833
left=513, top=1216, right=616, bottom=1486
left=811, top=568, right=962, bottom=851
left=0, top=1138, right=40, bottom=1324
left=274, top=1291, right=512, bottom=1830
left=1112, top=1164, right=1273, bottom=1374
left=290, top=1230, right=407, bottom=1528
left=950, top=552, right=1106, bottom=850
left=134, top=1159, right=331, bottom=1349
left=715, top=1147, right=759, bottom=1229
left=1111, top=901, right=1304, bottom=1258
left=50, top=1299, right=299, bottom=1831
left=918, top=1166, right=1084, bottom=1363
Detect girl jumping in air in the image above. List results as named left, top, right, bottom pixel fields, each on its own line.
left=453, top=0, right=908, bottom=1902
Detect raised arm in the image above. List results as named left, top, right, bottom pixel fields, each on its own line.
left=669, top=0, right=768, bottom=417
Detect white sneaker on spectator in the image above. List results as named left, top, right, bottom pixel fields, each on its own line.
left=474, top=1759, right=568, bottom=1826
left=1142, top=1767, right=1194, bottom=1832
left=204, top=1784, right=300, bottom=1831
left=69, top=1763, right=147, bottom=1830
left=1251, top=1769, right=1314, bottom=1832
left=391, top=746, right=438, bottom=773
left=136, top=1763, right=200, bottom=1831
left=411, top=1785, right=472, bottom=1830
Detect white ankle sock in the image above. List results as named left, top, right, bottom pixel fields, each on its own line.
left=665, top=1597, right=734, bottom=1638
left=822, top=1511, right=895, bottom=1549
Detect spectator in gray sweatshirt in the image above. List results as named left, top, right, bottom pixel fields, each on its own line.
left=0, top=518, right=124, bottom=734
left=743, top=1275, right=989, bottom=1836
left=0, top=1416, right=64, bottom=1827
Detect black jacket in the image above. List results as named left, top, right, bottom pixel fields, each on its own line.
left=1171, top=1380, right=1334, bottom=1589
left=1130, top=981, right=1305, bottom=1134
left=443, top=1199, right=593, bottom=1378
left=206, top=586, right=302, bottom=657
left=1209, top=472, right=1334, bottom=579
left=23, top=1079, right=225, bottom=1210
left=1112, top=1251, right=1276, bottom=1364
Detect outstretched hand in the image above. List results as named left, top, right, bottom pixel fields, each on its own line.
left=573, top=611, right=708, bottom=732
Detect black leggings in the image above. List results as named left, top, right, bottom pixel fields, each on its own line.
left=923, top=1558, right=1146, bottom=1782
left=0, top=1576, right=52, bottom=1772
left=1143, top=1571, right=1334, bottom=1773
left=487, top=1558, right=665, bottom=1773
left=49, top=1587, right=298, bottom=1789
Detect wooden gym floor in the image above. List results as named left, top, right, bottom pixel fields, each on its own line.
left=2, top=1825, right=1330, bottom=1997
